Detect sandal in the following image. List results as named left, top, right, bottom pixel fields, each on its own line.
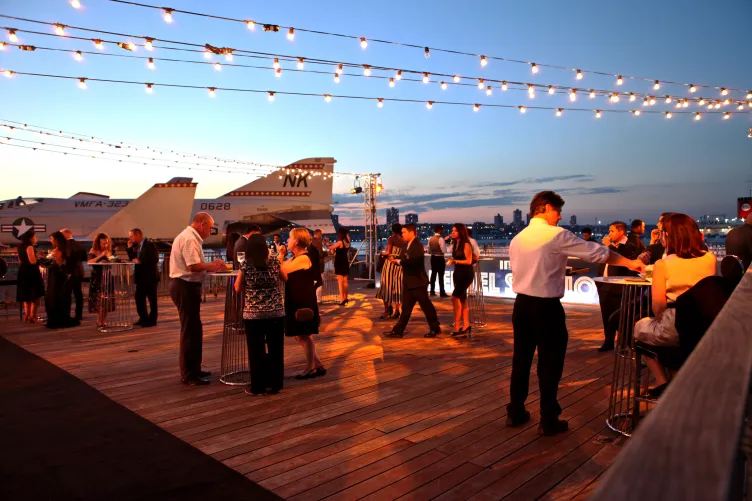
left=295, top=369, right=316, bottom=380
left=313, top=367, right=327, bottom=378
left=391, top=310, right=401, bottom=319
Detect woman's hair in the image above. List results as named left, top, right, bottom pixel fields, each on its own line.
left=290, top=228, right=312, bottom=249
left=20, top=231, right=35, bottom=246
left=49, top=231, right=68, bottom=256
left=392, top=223, right=403, bottom=236
left=246, top=234, right=270, bottom=267
left=452, top=223, right=471, bottom=255
left=226, top=232, right=240, bottom=263
left=337, top=226, right=350, bottom=243
left=92, top=233, right=110, bottom=252
left=662, top=213, right=706, bottom=259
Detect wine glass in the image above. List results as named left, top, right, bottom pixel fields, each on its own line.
left=237, top=252, right=246, bottom=265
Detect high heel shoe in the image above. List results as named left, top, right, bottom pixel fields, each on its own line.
left=379, top=308, right=393, bottom=320
left=391, top=310, right=400, bottom=319
left=339, top=299, right=349, bottom=306
left=461, top=326, right=473, bottom=336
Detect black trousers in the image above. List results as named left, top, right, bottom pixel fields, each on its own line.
left=64, top=276, right=83, bottom=320
left=244, top=318, right=285, bottom=394
left=170, top=279, right=203, bottom=379
left=135, top=282, right=158, bottom=323
left=596, top=283, right=622, bottom=343
left=393, top=285, right=440, bottom=334
left=507, top=294, right=569, bottom=424
left=429, top=256, right=446, bottom=294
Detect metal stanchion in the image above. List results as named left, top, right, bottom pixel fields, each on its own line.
left=93, top=262, right=134, bottom=333
left=321, top=258, right=339, bottom=304
left=209, top=272, right=250, bottom=385
left=467, top=262, right=487, bottom=330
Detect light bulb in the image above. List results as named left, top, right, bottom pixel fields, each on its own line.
left=453, top=75, right=460, bottom=83
left=71, top=0, right=81, bottom=8
left=480, top=55, right=487, bottom=67
left=695, top=112, right=701, bottom=120
left=0, top=42, right=4, bottom=50
left=78, top=78, right=87, bottom=89
left=336, top=63, right=343, bottom=74
left=424, top=47, right=430, bottom=58
left=531, top=63, right=538, bottom=74
left=665, top=96, right=672, bottom=104
left=364, top=65, right=371, bottom=76
left=724, top=112, right=731, bottom=119
left=724, top=98, right=731, bottom=105
left=589, top=90, right=596, bottom=99
left=268, top=91, right=275, bottom=102
left=486, top=86, right=492, bottom=96
left=616, top=75, right=623, bottom=85
left=715, top=102, right=721, bottom=109
left=707, top=104, right=713, bottom=110
left=440, top=81, right=447, bottom=90
left=569, top=89, right=576, bottom=102
left=683, top=99, right=689, bottom=108
left=423, top=72, right=429, bottom=84
left=145, top=83, right=153, bottom=93
left=548, top=85, right=554, bottom=95
left=747, top=91, right=752, bottom=99
left=576, top=69, right=583, bottom=80
left=377, top=98, right=383, bottom=108
left=689, top=84, right=696, bottom=93
left=324, top=94, right=331, bottom=103
left=426, top=101, right=433, bottom=109
left=214, top=62, right=221, bottom=71
left=127, top=42, right=136, bottom=51
left=55, top=24, right=66, bottom=36
left=738, top=103, right=744, bottom=110
left=334, top=73, right=340, bottom=83
left=273, top=58, right=280, bottom=69
left=556, top=108, right=562, bottom=117
left=388, top=77, right=395, bottom=88
left=473, top=104, right=480, bottom=112
left=360, top=37, right=367, bottom=49
left=629, top=93, right=636, bottom=102
left=675, top=102, right=682, bottom=109
left=699, top=98, right=706, bottom=105
left=275, top=67, right=281, bottom=77
left=518, top=105, right=526, bottom=113
left=74, top=50, right=83, bottom=61
left=297, top=58, right=304, bottom=69
left=208, top=87, right=215, bottom=97
left=665, top=112, right=672, bottom=119
left=610, top=94, right=620, bottom=103
left=595, top=110, right=602, bottom=118
left=147, top=57, right=155, bottom=69
left=502, top=81, right=508, bottom=91
left=247, top=20, right=255, bottom=30
left=163, top=9, right=173, bottom=23
left=633, top=110, right=641, bottom=116
left=653, top=80, right=660, bottom=90
left=720, top=88, right=728, bottom=96
left=650, top=97, right=656, bottom=105
left=225, top=51, right=233, bottom=62
left=8, top=30, right=18, bottom=43
left=3, top=69, right=12, bottom=78
left=285, top=27, right=294, bottom=41
left=396, top=70, right=402, bottom=80
left=748, top=101, right=752, bottom=108
left=145, top=38, right=153, bottom=51
left=478, top=79, right=484, bottom=89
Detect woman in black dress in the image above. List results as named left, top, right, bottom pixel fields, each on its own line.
left=328, top=227, right=351, bottom=305
left=16, top=231, right=45, bottom=323
left=44, top=231, right=80, bottom=329
left=282, top=228, right=325, bottom=380
left=87, top=233, right=114, bottom=326
left=447, top=223, right=474, bottom=336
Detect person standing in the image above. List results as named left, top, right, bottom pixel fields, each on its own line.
left=61, top=228, right=86, bottom=321
left=507, top=191, right=644, bottom=435
left=627, top=219, right=647, bottom=255
left=235, top=233, right=285, bottom=395
left=308, top=229, right=326, bottom=304
left=329, top=227, right=351, bottom=305
left=376, top=224, right=405, bottom=319
left=127, top=228, right=160, bottom=327
left=447, top=224, right=474, bottom=336
left=44, top=231, right=80, bottom=329
left=595, top=221, right=640, bottom=351
left=234, top=224, right=262, bottom=268
left=88, top=233, right=114, bottom=327
left=383, top=223, right=441, bottom=339
left=428, top=225, right=449, bottom=298
left=726, top=213, right=752, bottom=270
left=169, top=212, right=226, bottom=385
left=16, top=231, right=45, bottom=323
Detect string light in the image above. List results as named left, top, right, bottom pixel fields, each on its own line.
left=747, top=91, right=752, bottom=99
left=595, top=110, right=601, bottom=118
left=689, top=85, right=696, bottom=93
left=388, top=77, right=395, bottom=88
left=336, top=63, right=343, bottom=74
left=78, top=77, right=87, bottom=89
left=518, top=105, right=526, bottom=113
left=287, top=28, right=295, bottom=41
left=569, top=89, right=576, bottom=102
left=334, top=72, right=340, bottom=83
left=548, top=85, right=554, bottom=95
left=273, top=58, right=280, bottom=69
left=675, top=102, right=682, bottom=109
left=683, top=99, right=689, bottom=108
left=267, top=91, right=275, bottom=102
left=527, top=84, right=534, bottom=94
left=531, top=63, right=538, bottom=74
left=246, top=20, right=255, bottom=30
left=440, top=81, right=447, bottom=90
left=424, top=47, right=430, bottom=58
left=707, top=103, right=713, bottom=110
left=473, top=103, right=480, bottom=112
left=396, top=70, right=402, bottom=80
left=724, top=112, right=730, bottom=119
left=653, top=80, right=660, bottom=90
left=324, top=93, right=331, bottom=102
left=360, top=37, right=367, bottom=49
left=145, top=38, right=154, bottom=51
left=422, top=72, right=429, bottom=83
left=665, top=96, right=672, bottom=104
left=576, top=69, right=583, bottom=80
left=453, top=75, right=460, bottom=83
left=163, top=8, right=173, bottom=23
left=7, top=29, right=18, bottom=43
left=629, top=93, right=636, bottom=102
left=737, top=103, right=744, bottom=111
left=610, top=93, right=620, bottom=103
left=0, top=42, right=4, bottom=50
left=616, top=75, right=623, bottom=86
left=699, top=98, right=706, bottom=106
left=695, top=112, right=701, bottom=120
left=632, top=110, right=641, bottom=116
left=589, top=90, right=596, bottom=99
left=117, top=42, right=135, bottom=51
left=480, top=55, right=487, bottom=67
left=275, top=67, right=281, bottom=77
left=74, top=50, right=83, bottom=61
left=363, top=65, right=371, bottom=76
left=502, top=81, right=508, bottom=91
left=477, top=78, right=484, bottom=90
left=724, top=98, right=731, bottom=105
left=145, top=83, right=153, bottom=93
left=224, top=49, right=233, bottom=62
left=377, top=98, right=383, bottom=108
left=642, top=98, right=649, bottom=107
left=55, top=24, right=66, bottom=36
left=715, top=101, right=721, bottom=109
left=486, top=86, right=492, bottom=96
left=208, top=87, right=215, bottom=97
left=665, top=111, right=672, bottom=119
left=214, top=62, right=221, bottom=71
left=649, top=96, right=656, bottom=106
left=426, top=101, right=433, bottom=109
left=556, top=108, right=562, bottom=117
left=71, top=0, right=82, bottom=8
left=297, top=58, right=304, bottom=69
left=3, top=69, right=13, bottom=78
left=147, top=57, right=155, bottom=69
left=720, top=88, right=728, bottom=96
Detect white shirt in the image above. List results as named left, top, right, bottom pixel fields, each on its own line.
left=469, top=237, right=481, bottom=258
left=169, top=226, right=206, bottom=282
left=510, top=218, right=611, bottom=298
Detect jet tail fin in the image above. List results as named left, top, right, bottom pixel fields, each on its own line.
left=87, top=181, right=197, bottom=240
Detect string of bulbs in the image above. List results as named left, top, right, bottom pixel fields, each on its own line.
left=5, top=40, right=751, bottom=112
left=100, top=0, right=752, bottom=98
left=1, top=69, right=743, bottom=121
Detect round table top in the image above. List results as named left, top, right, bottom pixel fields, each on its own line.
left=206, top=271, right=238, bottom=276
left=593, top=276, right=651, bottom=286
left=89, top=261, right=135, bottom=266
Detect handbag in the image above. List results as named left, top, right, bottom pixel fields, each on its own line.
left=295, top=308, right=315, bottom=322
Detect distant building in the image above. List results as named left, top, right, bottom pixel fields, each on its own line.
left=493, top=213, right=504, bottom=229
left=513, top=209, right=522, bottom=227
left=570, top=215, right=577, bottom=227
left=405, top=213, right=419, bottom=225
left=386, top=207, right=400, bottom=226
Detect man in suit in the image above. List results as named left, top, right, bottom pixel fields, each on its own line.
left=383, top=223, right=441, bottom=338
left=60, top=228, right=86, bottom=321
left=596, top=221, right=639, bottom=352
left=127, top=228, right=160, bottom=327
left=725, top=213, right=752, bottom=270
left=428, top=225, right=448, bottom=297
left=627, top=219, right=646, bottom=255
left=233, top=224, right=261, bottom=268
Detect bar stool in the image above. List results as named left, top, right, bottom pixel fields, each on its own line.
left=93, top=262, right=134, bottom=333
left=321, top=259, right=339, bottom=304
left=467, top=262, right=487, bottom=330
left=213, top=272, right=250, bottom=385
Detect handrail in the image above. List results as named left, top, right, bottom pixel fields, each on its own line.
left=590, top=267, right=752, bottom=501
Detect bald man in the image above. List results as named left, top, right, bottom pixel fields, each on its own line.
left=170, top=212, right=226, bottom=385
left=61, top=228, right=87, bottom=321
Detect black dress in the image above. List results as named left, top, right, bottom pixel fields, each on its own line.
left=334, top=241, right=350, bottom=277
left=44, top=258, right=80, bottom=329
left=284, top=252, right=320, bottom=337
left=16, top=244, right=45, bottom=302
left=451, top=242, right=474, bottom=301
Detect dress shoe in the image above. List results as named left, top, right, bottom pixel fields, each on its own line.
left=506, top=410, right=531, bottom=427
left=198, top=370, right=212, bottom=378
left=647, top=382, right=669, bottom=399
left=244, top=387, right=265, bottom=396
left=383, top=330, right=404, bottom=338
left=538, top=419, right=569, bottom=436
left=597, top=341, right=615, bottom=352
left=133, top=319, right=144, bottom=326
left=141, top=321, right=157, bottom=327
left=440, top=293, right=450, bottom=298
left=424, top=328, right=441, bottom=338
left=430, top=292, right=436, bottom=296
left=182, top=376, right=210, bottom=386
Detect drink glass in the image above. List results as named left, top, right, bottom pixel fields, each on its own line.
left=237, top=252, right=245, bottom=265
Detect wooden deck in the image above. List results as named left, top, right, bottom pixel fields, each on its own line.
left=1, top=283, right=625, bottom=500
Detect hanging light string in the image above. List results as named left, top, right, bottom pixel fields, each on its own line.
left=2, top=70, right=745, bottom=121
left=3, top=17, right=752, bottom=104
left=97, top=0, right=751, bottom=97
left=6, top=42, right=751, bottom=110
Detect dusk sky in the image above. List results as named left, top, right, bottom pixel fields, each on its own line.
left=1, top=0, right=750, bottom=225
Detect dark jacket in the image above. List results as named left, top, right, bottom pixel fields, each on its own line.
left=307, top=243, right=322, bottom=287
left=725, top=223, right=752, bottom=271
left=127, top=238, right=160, bottom=285
left=401, top=239, right=429, bottom=290
left=64, top=239, right=87, bottom=277
left=646, top=242, right=665, bottom=265
left=627, top=231, right=646, bottom=255
left=605, top=240, right=638, bottom=277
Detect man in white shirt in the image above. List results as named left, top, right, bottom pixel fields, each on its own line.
left=507, top=191, right=644, bottom=435
left=428, top=225, right=449, bottom=297
left=170, top=212, right=226, bottom=385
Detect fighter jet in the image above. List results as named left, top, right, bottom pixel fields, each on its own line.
left=0, top=157, right=336, bottom=246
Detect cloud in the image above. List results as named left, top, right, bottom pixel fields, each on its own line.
left=479, top=174, right=595, bottom=188
left=554, top=186, right=625, bottom=195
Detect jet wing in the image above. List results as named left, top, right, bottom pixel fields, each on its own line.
left=87, top=181, right=197, bottom=240
left=277, top=215, right=335, bottom=234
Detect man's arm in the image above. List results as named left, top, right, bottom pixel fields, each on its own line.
left=558, top=230, right=645, bottom=273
